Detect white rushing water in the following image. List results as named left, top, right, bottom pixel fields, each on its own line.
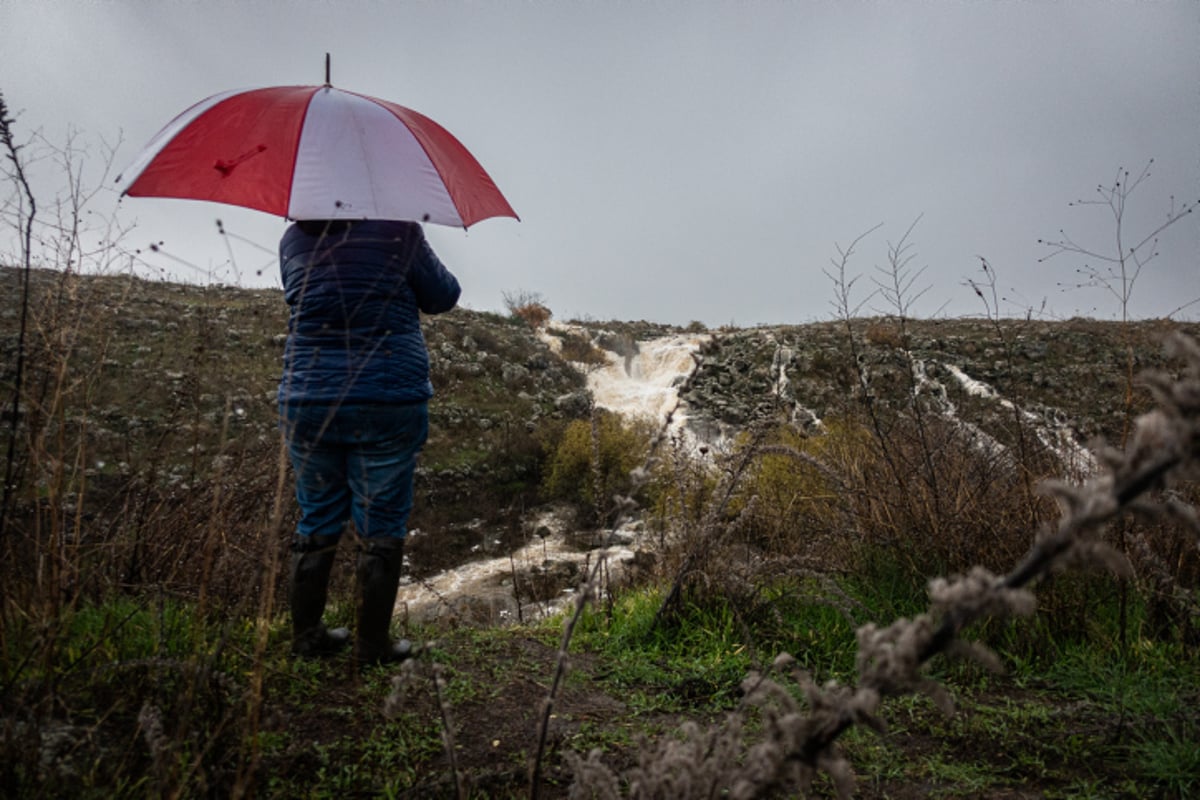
left=769, top=338, right=824, bottom=431
left=541, top=322, right=709, bottom=437
left=908, top=358, right=1011, bottom=461
left=588, top=336, right=707, bottom=426
left=945, top=363, right=1096, bottom=476
left=916, top=357, right=1099, bottom=474
left=396, top=509, right=651, bottom=626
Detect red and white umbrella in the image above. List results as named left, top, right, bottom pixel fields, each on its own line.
left=118, top=82, right=517, bottom=228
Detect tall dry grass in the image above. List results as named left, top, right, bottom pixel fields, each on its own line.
left=1, top=102, right=299, bottom=797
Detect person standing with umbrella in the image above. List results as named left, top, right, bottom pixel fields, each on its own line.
left=278, top=218, right=460, bottom=663
left=118, top=65, right=517, bottom=665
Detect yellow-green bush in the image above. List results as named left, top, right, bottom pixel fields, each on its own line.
left=738, top=421, right=859, bottom=547
left=543, top=409, right=655, bottom=517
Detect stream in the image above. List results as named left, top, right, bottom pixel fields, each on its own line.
left=396, top=325, right=1095, bottom=627
left=396, top=325, right=707, bottom=626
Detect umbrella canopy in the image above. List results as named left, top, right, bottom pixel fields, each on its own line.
left=117, top=85, right=517, bottom=228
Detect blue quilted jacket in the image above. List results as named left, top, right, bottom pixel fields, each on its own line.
left=277, top=220, right=461, bottom=406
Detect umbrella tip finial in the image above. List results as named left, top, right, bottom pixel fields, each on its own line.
left=324, top=53, right=331, bottom=87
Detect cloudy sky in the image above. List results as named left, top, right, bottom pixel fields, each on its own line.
left=2, top=1, right=1198, bottom=326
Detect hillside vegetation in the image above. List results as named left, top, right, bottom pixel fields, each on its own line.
left=2, top=266, right=1199, bottom=799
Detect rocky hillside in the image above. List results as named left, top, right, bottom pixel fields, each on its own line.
left=3, top=266, right=1196, bottom=577
left=0, top=267, right=588, bottom=576
left=683, top=316, right=1199, bottom=446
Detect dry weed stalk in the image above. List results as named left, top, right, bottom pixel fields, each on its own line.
left=384, top=651, right=466, bottom=799
left=568, top=332, right=1200, bottom=799
left=531, top=555, right=605, bottom=799
left=432, top=662, right=466, bottom=799
left=651, top=426, right=769, bottom=628
left=0, top=91, right=36, bottom=538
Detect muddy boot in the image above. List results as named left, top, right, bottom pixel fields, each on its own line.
left=289, top=534, right=351, bottom=658
left=354, top=538, right=413, bottom=666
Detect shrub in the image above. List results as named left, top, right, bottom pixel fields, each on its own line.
left=566, top=332, right=1200, bottom=800
left=502, top=288, right=552, bottom=329
left=542, top=409, right=654, bottom=522
left=558, top=330, right=608, bottom=364
left=864, top=319, right=904, bottom=349
left=731, top=420, right=868, bottom=560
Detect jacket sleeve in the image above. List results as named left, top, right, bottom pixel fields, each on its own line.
left=407, top=235, right=462, bottom=315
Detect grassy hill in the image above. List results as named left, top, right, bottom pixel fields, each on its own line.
left=2, top=266, right=1198, bottom=798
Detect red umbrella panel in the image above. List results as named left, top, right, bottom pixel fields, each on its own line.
left=118, top=85, right=517, bottom=228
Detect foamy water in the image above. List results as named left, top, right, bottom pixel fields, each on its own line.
left=396, top=331, right=1095, bottom=628
left=396, top=510, right=648, bottom=626
left=587, top=334, right=707, bottom=427
left=540, top=322, right=709, bottom=436
left=936, top=361, right=1096, bottom=475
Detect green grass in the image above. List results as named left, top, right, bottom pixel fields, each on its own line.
left=267, top=717, right=443, bottom=798
left=571, top=566, right=915, bottom=712
left=2, top=552, right=1197, bottom=798
left=572, top=586, right=754, bottom=714
left=560, top=550, right=1200, bottom=797
left=2, top=596, right=213, bottom=687
left=3, top=269, right=1198, bottom=797
left=1040, top=638, right=1200, bottom=796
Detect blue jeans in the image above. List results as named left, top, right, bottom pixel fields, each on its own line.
left=281, top=402, right=429, bottom=544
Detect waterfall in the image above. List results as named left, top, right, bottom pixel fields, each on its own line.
left=587, top=334, right=707, bottom=428
left=542, top=322, right=709, bottom=436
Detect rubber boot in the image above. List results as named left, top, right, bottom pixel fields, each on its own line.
left=289, top=534, right=351, bottom=658
left=354, top=538, right=413, bottom=666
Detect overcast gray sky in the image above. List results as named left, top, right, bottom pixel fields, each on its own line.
left=3, top=0, right=1198, bottom=326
